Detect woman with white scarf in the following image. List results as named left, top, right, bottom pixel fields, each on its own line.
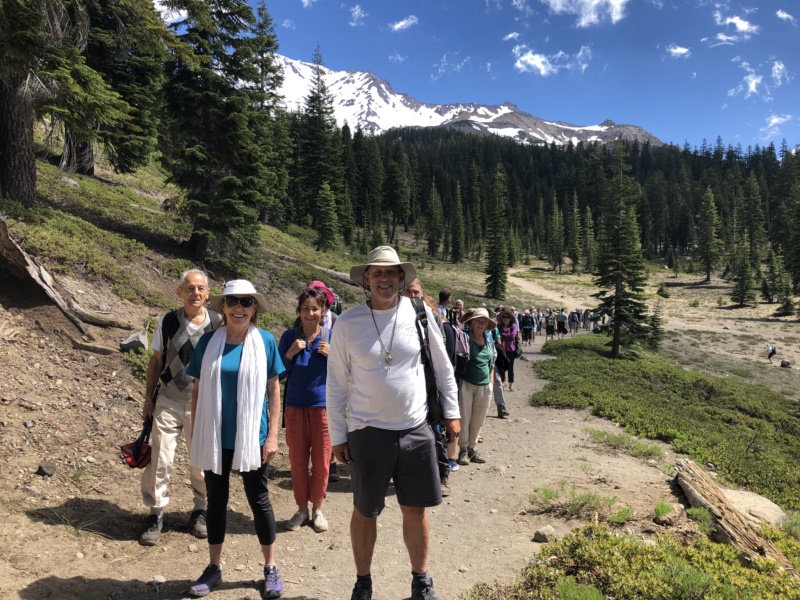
left=185, top=280, right=286, bottom=599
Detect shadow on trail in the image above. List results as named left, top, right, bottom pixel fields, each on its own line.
left=26, top=497, right=260, bottom=541
left=18, top=575, right=325, bottom=600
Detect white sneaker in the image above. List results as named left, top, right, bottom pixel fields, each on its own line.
left=285, top=510, right=308, bottom=531
left=312, top=511, right=329, bottom=533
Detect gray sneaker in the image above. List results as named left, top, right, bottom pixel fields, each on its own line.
left=411, top=576, right=440, bottom=600
left=188, top=564, right=222, bottom=597
left=140, top=513, right=163, bottom=546
left=468, top=448, right=486, bottom=464
left=190, top=509, right=208, bottom=539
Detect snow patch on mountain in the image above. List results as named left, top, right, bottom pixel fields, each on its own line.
left=276, top=55, right=662, bottom=147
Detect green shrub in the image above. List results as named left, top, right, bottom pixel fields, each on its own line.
left=653, top=501, right=673, bottom=520
left=585, top=428, right=664, bottom=461
left=608, top=507, right=633, bottom=524
left=258, top=310, right=295, bottom=334
left=555, top=576, right=604, bottom=600
left=464, top=525, right=800, bottom=599
left=688, top=299, right=700, bottom=307
left=532, top=336, right=800, bottom=509
left=656, top=283, right=670, bottom=298
left=123, top=348, right=154, bottom=382
left=781, top=511, right=800, bottom=541
left=686, top=507, right=714, bottom=534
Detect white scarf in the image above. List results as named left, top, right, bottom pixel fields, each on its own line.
left=190, top=324, right=267, bottom=474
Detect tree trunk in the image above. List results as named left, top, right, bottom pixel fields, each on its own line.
left=0, top=77, right=37, bottom=208
left=60, top=129, right=95, bottom=176
left=189, top=231, right=209, bottom=260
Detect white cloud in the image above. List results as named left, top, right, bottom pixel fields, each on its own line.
left=512, top=0, right=536, bottom=17
left=777, top=9, right=797, bottom=26
left=282, top=19, right=296, bottom=29
left=714, top=11, right=759, bottom=34
left=485, top=0, right=502, bottom=10
left=538, top=0, right=630, bottom=27
left=388, top=53, right=407, bottom=63
left=512, top=43, right=592, bottom=76
left=301, top=0, right=318, bottom=7
left=486, top=61, right=493, bottom=73
left=349, top=5, right=367, bottom=26
left=153, top=0, right=186, bottom=24
left=431, top=51, right=471, bottom=82
left=666, top=43, right=691, bottom=59
left=503, top=32, right=520, bottom=41
left=727, top=58, right=765, bottom=100
left=772, top=61, right=789, bottom=86
left=390, top=15, right=419, bottom=31
left=760, top=113, right=793, bottom=140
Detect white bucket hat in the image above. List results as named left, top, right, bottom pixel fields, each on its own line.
left=462, top=307, right=496, bottom=329
left=208, top=279, right=268, bottom=314
left=349, top=246, right=417, bottom=288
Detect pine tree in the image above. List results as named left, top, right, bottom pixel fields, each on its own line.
left=316, top=182, right=340, bottom=250
left=649, top=302, right=665, bottom=351
left=583, top=205, right=596, bottom=273
left=566, top=192, right=582, bottom=272
left=547, top=200, right=565, bottom=273
left=731, top=233, right=756, bottom=307
left=383, top=141, right=410, bottom=242
left=450, top=182, right=465, bottom=263
left=743, top=173, right=766, bottom=274
left=695, top=186, right=724, bottom=282
left=298, top=44, right=341, bottom=227
left=159, top=0, right=268, bottom=264
left=485, top=165, right=509, bottom=299
left=593, top=145, right=649, bottom=358
left=426, top=182, right=444, bottom=258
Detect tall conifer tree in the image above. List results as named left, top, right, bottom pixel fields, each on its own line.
left=594, top=146, right=649, bottom=358
left=547, top=200, right=565, bottom=273
left=427, top=182, right=444, bottom=258
left=485, top=165, right=508, bottom=299
left=450, top=182, right=465, bottom=263
left=696, top=186, right=724, bottom=282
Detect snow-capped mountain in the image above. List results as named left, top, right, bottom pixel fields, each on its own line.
left=276, top=55, right=663, bottom=147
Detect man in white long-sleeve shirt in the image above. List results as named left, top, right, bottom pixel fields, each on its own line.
left=327, top=246, right=460, bottom=600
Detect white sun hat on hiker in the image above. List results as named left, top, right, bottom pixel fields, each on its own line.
left=349, top=246, right=417, bottom=289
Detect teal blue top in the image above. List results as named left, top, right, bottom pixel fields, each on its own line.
left=186, top=329, right=285, bottom=449
left=462, top=335, right=492, bottom=386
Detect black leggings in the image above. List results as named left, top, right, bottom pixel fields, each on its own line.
left=204, top=448, right=276, bottom=546
left=501, top=353, right=517, bottom=384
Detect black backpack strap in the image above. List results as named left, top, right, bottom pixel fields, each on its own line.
left=208, top=310, right=222, bottom=330
left=411, top=298, right=443, bottom=424
left=157, top=309, right=180, bottom=386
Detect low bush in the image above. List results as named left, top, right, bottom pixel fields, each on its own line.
left=464, top=525, right=800, bottom=599
left=533, top=336, right=800, bottom=509
left=585, top=428, right=664, bottom=460
left=653, top=501, right=673, bottom=520
left=686, top=507, right=714, bottom=534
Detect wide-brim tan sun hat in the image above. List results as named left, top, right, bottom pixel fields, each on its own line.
left=462, top=307, right=496, bottom=329
left=349, top=246, right=417, bottom=288
left=208, top=279, right=268, bottom=314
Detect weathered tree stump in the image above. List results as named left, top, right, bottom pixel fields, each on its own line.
left=675, top=458, right=796, bottom=576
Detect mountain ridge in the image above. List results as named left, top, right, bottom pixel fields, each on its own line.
left=277, top=55, right=663, bottom=147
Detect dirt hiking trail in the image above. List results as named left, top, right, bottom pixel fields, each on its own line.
left=0, top=295, right=682, bottom=600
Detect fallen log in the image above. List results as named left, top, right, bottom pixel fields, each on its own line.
left=0, top=218, right=132, bottom=332
left=263, top=248, right=358, bottom=288
left=675, top=458, right=796, bottom=576
left=57, top=329, right=117, bottom=355
left=0, top=218, right=89, bottom=336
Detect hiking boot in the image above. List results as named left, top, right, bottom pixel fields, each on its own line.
left=497, top=404, right=507, bottom=419
left=139, top=513, right=163, bottom=546
left=457, top=448, right=470, bottom=466
left=441, top=475, right=451, bottom=497
left=328, top=462, right=340, bottom=483
left=285, top=510, right=308, bottom=531
left=188, top=564, right=222, bottom=597
left=508, top=384, right=514, bottom=392
left=448, top=459, right=459, bottom=472
left=350, top=579, right=373, bottom=600
left=468, top=448, right=486, bottom=464
left=312, top=510, right=329, bottom=533
left=189, top=509, right=208, bottom=539
left=411, top=576, right=440, bottom=600
left=262, top=565, right=284, bottom=599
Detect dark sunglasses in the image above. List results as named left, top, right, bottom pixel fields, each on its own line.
left=223, top=296, right=256, bottom=308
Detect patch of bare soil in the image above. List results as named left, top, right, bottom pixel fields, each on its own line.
left=1, top=272, right=697, bottom=600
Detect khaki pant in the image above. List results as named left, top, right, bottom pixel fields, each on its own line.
left=458, top=379, right=493, bottom=449
left=141, top=393, right=205, bottom=512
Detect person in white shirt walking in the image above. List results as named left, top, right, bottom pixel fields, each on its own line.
left=327, top=246, right=460, bottom=600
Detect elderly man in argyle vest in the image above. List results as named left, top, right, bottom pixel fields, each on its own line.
left=139, top=270, right=221, bottom=546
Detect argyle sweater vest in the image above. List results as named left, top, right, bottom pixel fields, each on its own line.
left=160, top=308, right=217, bottom=397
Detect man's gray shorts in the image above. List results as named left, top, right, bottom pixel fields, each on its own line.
left=347, top=422, right=442, bottom=518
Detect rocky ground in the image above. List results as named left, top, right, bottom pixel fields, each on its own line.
left=0, top=266, right=783, bottom=600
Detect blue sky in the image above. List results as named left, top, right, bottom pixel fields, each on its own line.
left=267, top=1, right=798, bottom=149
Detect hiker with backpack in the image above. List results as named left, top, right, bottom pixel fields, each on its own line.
left=456, top=309, right=497, bottom=466
left=140, top=270, right=221, bottom=547
left=497, top=310, right=519, bottom=392
left=327, top=246, right=459, bottom=600
left=279, top=287, right=333, bottom=534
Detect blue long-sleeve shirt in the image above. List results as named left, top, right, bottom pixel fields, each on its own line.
left=278, top=327, right=331, bottom=409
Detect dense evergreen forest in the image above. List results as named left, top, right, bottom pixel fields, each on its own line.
left=2, top=0, right=800, bottom=301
